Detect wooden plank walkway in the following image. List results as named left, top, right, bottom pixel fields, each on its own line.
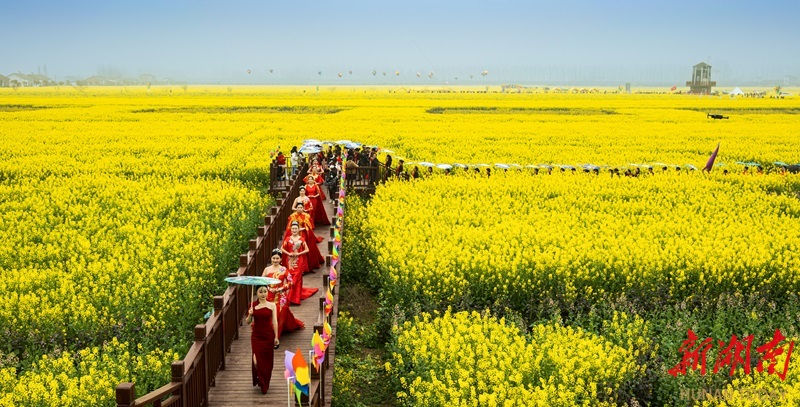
left=208, top=197, right=338, bottom=407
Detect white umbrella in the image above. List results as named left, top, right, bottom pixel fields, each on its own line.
left=299, top=146, right=321, bottom=154
left=335, top=140, right=353, bottom=145
left=495, top=164, right=510, bottom=169
left=453, top=163, right=468, bottom=169
left=418, top=162, right=435, bottom=167
left=436, top=164, right=453, bottom=170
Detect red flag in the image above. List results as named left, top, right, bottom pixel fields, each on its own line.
left=703, top=143, right=720, bottom=172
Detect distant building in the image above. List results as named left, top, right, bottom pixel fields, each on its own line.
left=686, top=62, right=715, bottom=95
left=8, top=73, right=33, bottom=86
left=6, top=72, right=53, bottom=87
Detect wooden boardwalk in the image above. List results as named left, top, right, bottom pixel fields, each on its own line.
left=208, top=198, right=338, bottom=407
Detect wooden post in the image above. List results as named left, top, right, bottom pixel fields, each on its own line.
left=330, top=227, right=335, bottom=238
left=115, top=382, right=136, bottom=407
left=270, top=206, right=278, bottom=216
left=326, top=255, right=331, bottom=267
left=214, top=296, right=226, bottom=371
left=171, top=361, right=185, bottom=400
left=327, top=241, right=333, bottom=254
left=257, top=226, right=265, bottom=237
left=239, top=254, right=248, bottom=271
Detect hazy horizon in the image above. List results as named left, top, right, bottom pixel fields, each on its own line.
left=3, top=0, right=799, bottom=86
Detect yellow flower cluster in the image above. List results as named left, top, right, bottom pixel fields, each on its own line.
left=0, top=89, right=283, bottom=405
left=364, top=171, right=800, bottom=310
left=0, top=338, right=178, bottom=407
left=389, top=310, right=638, bottom=406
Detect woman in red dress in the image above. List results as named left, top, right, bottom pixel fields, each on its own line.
left=292, top=188, right=316, bottom=229
left=285, top=202, right=324, bottom=268
left=263, top=249, right=305, bottom=338
left=281, top=221, right=319, bottom=305
left=246, top=286, right=279, bottom=394
left=305, top=177, right=330, bottom=226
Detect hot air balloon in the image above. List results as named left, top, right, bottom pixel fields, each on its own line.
left=348, top=70, right=353, bottom=75
left=269, top=69, right=273, bottom=74
left=382, top=72, right=387, bottom=76
left=455, top=76, right=458, bottom=80
left=469, top=74, right=474, bottom=79
left=338, top=72, right=343, bottom=78
left=318, top=71, right=322, bottom=76
left=428, top=71, right=434, bottom=78
left=416, top=72, right=421, bottom=78
left=395, top=70, right=400, bottom=76
left=372, top=70, right=377, bottom=76
left=481, top=70, right=489, bottom=76
left=246, top=69, right=251, bottom=74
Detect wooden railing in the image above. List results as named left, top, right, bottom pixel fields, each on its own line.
left=345, top=163, right=392, bottom=194
left=116, top=163, right=308, bottom=407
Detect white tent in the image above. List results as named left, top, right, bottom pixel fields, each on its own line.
left=729, top=87, right=745, bottom=96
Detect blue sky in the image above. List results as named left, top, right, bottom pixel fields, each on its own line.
left=2, top=0, right=798, bottom=84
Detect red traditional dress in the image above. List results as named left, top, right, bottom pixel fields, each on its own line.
left=264, top=266, right=305, bottom=338
left=305, top=183, right=330, bottom=226
left=285, top=212, right=324, bottom=268
left=250, top=302, right=275, bottom=394
left=305, top=173, right=327, bottom=201
left=281, top=235, right=319, bottom=305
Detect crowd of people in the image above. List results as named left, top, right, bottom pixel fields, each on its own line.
left=249, top=153, right=348, bottom=395
left=273, top=144, right=800, bottom=187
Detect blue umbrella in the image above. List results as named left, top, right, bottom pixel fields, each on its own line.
left=225, top=276, right=281, bottom=286
left=774, top=161, right=789, bottom=167
left=225, top=275, right=282, bottom=305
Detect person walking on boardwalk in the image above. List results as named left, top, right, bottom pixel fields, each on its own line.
left=293, top=187, right=314, bottom=221
left=281, top=221, right=319, bottom=304
left=246, top=286, right=279, bottom=394
left=285, top=202, right=324, bottom=267
left=305, top=176, right=330, bottom=226
left=307, top=165, right=328, bottom=201
left=263, top=249, right=305, bottom=338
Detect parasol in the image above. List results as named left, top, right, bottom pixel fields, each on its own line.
left=436, top=164, right=453, bottom=170
left=495, top=163, right=510, bottom=169
left=418, top=162, right=435, bottom=167
left=225, top=276, right=281, bottom=308
left=299, top=146, right=321, bottom=154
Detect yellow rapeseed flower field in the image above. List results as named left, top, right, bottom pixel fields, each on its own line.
left=3, top=86, right=800, bottom=405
